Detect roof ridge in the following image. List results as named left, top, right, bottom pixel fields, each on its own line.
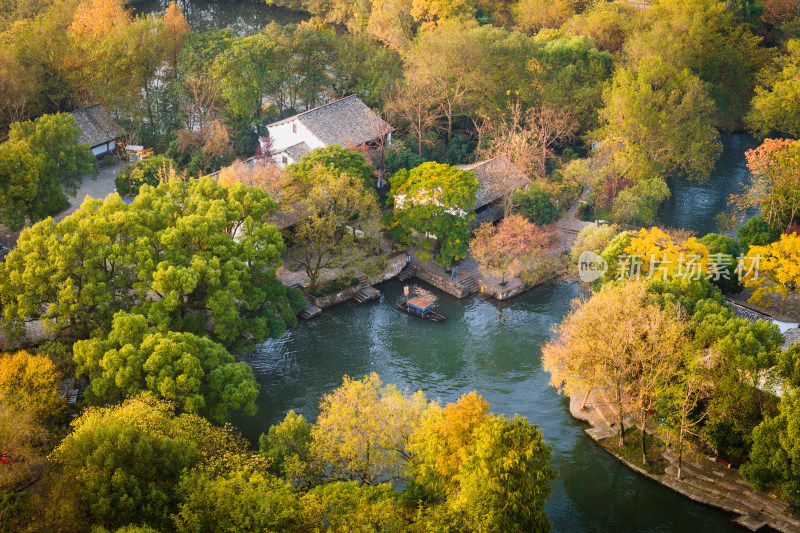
left=70, top=103, right=103, bottom=113
left=267, top=95, right=359, bottom=127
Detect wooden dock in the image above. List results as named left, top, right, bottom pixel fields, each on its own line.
left=353, top=286, right=380, bottom=304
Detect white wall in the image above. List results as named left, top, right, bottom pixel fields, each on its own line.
left=267, top=119, right=324, bottom=153
left=91, top=141, right=115, bottom=157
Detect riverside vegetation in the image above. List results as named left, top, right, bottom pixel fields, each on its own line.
left=4, top=0, right=800, bottom=530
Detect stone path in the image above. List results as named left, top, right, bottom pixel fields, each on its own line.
left=570, top=387, right=800, bottom=532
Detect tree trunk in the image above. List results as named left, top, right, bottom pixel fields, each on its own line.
left=580, top=388, right=592, bottom=411
left=640, top=410, right=648, bottom=465
left=676, top=424, right=684, bottom=481
left=617, top=383, right=625, bottom=447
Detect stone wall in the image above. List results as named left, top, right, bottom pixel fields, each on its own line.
left=414, top=268, right=470, bottom=298
left=310, top=284, right=363, bottom=309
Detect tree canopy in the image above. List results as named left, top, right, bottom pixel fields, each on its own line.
left=0, top=177, right=304, bottom=349
left=389, top=161, right=478, bottom=266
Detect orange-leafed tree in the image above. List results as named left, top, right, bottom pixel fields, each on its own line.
left=737, top=138, right=800, bottom=233
left=163, top=1, right=191, bottom=70
left=471, top=214, right=550, bottom=284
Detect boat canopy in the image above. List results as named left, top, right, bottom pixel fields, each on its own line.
left=407, top=297, right=434, bottom=313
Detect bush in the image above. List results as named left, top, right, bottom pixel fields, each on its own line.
left=384, top=139, right=425, bottom=176
left=737, top=215, right=781, bottom=251
left=115, top=156, right=177, bottom=197
left=513, top=184, right=557, bottom=226
left=571, top=224, right=619, bottom=262
left=698, top=233, right=743, bottom=294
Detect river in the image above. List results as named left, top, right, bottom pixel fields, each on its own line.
left=133, top=0, right=308, bottom=35
left=234, top=135, right=756, bottom=532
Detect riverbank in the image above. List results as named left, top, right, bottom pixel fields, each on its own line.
left=569, top=387, right=800, bottom=532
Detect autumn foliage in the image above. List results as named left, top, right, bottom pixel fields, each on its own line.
left=471, top=214, right=550, bottom=283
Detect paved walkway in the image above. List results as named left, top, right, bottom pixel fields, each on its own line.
left=0, top=162, right=125, bottom=246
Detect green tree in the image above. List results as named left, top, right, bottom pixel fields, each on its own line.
left=0, top=178, right=304, bottom=349
left=175, top=468, right=303, bottom=533
left=211, top=33, right=279, bottom=130
left=51, top=395, right=249, bottom=529
left=304, top=481, right=406, bottom=532
left=737, top=214, right=781, bottom=251
left=698, top=232, right=742, bottom=294
left=259, top=410, right=313, bottom=482
left=288, top=164, right=381, bottom=287
left=512, top=184, right=556, bottom=226
left=411, top=392, right=556, bottom=532
left=331, top=33, right=403, bottom=108
left=741, top=389, right=800, bottom=508
left=73, top=311, right=259, bottom=423
left=455, top=415, right=556, bottom=533
left=51, top=398, right=198, bottom=529
left=0, top=113, right=96, bottom=229
left=611, top=178, right=671, bottom=226
left=747, top=39, right=800, bottom=138
left=597, top=57, right=722, bottom=182
left=389, top=162, right=478, bottom=266
left=288, top=145, right=375, bottom=191
left=114, top=155, right=177, bottom=197
left=624, top=0, right=767, bottom=130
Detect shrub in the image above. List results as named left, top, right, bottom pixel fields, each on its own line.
left=513, top=184, right=556, bottom=226
left=114, top=155, right=177, bottom=197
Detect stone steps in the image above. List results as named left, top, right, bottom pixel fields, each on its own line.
left=353, top=286, right=381, bottom=304
left=397, top=265, right=416, bottom=282
left=459, top=276, right=480, bottom=294
left=298, top=305, right=321, bottom=320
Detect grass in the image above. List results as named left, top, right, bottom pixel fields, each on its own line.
left=599, top=427, right=669, bottom=475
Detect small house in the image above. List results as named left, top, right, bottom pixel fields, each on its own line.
left=265, top=95, right=393, bottom=179
left=70, top=104, right=125, bottom=158
left=457, top=156, right=528, bottom=230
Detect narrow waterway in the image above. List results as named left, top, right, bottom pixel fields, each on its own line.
left=659, top=134, right=758, bottom=236
left=133, top=0, right=308, bottom=35
left=234, top=135, right=757, bottom=532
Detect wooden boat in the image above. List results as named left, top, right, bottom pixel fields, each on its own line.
left=397, top=297, right=446, bottom=322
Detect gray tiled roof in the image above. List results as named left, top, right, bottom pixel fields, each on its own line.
left=70, top=105, right=124, bottom=148
left=270, top=95, right=391, bottom=148
left=284, top=142, right=311, bottom=162
left=457, top=156, right=528, bottom=209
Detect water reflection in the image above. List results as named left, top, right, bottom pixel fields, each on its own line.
left=133, top=0, right=309, bottom=35
left=659, top=133, right=759, bottom=236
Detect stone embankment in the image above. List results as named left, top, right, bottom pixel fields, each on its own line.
left=570, top=388, right=800, bottom=532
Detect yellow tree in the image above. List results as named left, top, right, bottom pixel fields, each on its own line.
left=410, top=391, right=489, bottom=494
left=310, top=373, right=432, bottom=485
left=163, top=1, right=191, bottom=71
left=624, top=227, right=710, bottom=281
left=0, top=351, right=64, bottom=419
left=742, top=233, right=800, bottom=314
left=542, top=280, right=687, bottom=449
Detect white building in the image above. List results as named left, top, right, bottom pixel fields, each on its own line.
left=70, top=105, right=125, bottom=158
left=265, top=95, right=392, bottom=171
